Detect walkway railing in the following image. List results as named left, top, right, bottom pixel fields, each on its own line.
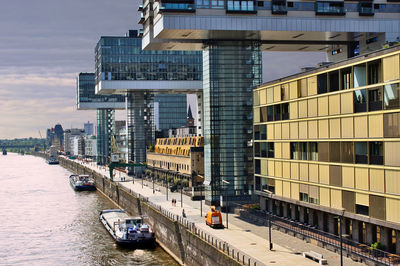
left=246, top=209, right=400, bottom=266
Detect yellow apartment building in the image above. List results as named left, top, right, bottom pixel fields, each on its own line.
left=146, top=136, right=204, bottom=187
left=253, top=46, right=400, bottom=253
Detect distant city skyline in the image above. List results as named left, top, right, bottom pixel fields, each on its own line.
left=0, top=0, right=325, bottom=139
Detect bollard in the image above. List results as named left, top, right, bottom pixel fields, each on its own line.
left=248, top=258, right=250, bottom=266
left=243, top=255, right=245, bottom=264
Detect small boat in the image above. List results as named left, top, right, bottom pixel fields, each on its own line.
left=47, top=157, right=59, bottom=165
left=69, top=175, right=96, bottom=191
left=2, top=149, right=7, bottom=155
left=99, top=209, right=156, bottom=248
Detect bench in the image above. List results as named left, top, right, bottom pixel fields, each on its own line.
left=303, top=251, right=328, bottom=265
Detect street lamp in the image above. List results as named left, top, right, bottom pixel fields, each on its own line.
left=335, top=209, right=346, bottom=266
left=263, top=189, right=273, bottom=250
left=222, top=179, right=230, bottom=229
left=152, top=174, right=155, bottom=194
left=180, top=183, right=183, bottom=208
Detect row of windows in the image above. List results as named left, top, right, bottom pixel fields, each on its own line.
left=255, top=141, right=384, bottom=165
left=255, top=57, right=400, bottom=107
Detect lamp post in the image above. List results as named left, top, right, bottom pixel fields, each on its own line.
left=335, top=209, right=345, bottom=266
left=200, top=185, right=203, bottom=217
left=263, top=189, right=273, bottom=250
left=166, top=175, right=169, bottom=201
left=180, top=183, right=183, bottom=208
left=152, top=175, right=155, bottom=194
left=222, top=179, right=230, bottom=229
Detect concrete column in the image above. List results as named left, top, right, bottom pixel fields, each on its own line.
left=317, top=211, right=325, bottom=231
left=396, top=230, right=400, bottom=254
left=299, top=206, right=305, bottom=223
left=267, top=198, right=273, bottom=213
left=352, top=220, right=360, bottom=242
left=260, top=197, right=267, bottom=211
left=276, top=201, right=282, bottom=216
left=327, top=214, right=335, bottom=235
left=366, top=223, right=375, bottom=244
left=290, top=204, right=297, bottom=220
left=308, top=209, right=315, bottom=226
left=282, top=202, right=289, bottom=218
left=380, top=226, right=391, bottom=251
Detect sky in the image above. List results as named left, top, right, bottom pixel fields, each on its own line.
left=0, top=0, right=325, bottom=139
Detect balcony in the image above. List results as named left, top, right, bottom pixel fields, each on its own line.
left=315, top=1, right=345, bottom=16
left=226, top=0, right=257, bottom=14
left=355, top=154, right=368, bottom=164
left=354, top=102, right=366, bottom=113
left=368, top=100, right=382, bottom=112
left=370, top=155, right=383, bottom=165
left=159, top=1, right=196, bottom=13
left=271, top=0, right=287, bottom=14
left=138, top=4, right=143, bottom=11
left=138, top=14, right=145, bottom=24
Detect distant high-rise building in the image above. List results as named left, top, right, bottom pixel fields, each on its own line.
left=84, top=121, right=94, bottom=136
left=64, top=128, right=85, bottom=155
left=54, top=124, right=64, bottom=146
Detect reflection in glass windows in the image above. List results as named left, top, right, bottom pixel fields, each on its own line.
left=384, top=83, right=400, bottom=110
left=354, top=89, right=367, bottom=113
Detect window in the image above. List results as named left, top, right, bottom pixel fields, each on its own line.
left=368, top=87, right=382, bottom=111
left=384, top=113, right=400, bottom=138
left=369, top=141, right=383, bottom=165
left=254, top=142, right=260, bottom=157
left=341, top=67, right=352, bottom=90
left=356, top=204, right=369, bottom=216
left=267, top=106, right=274, bottom=121
left=315, top=1, right=345, bottom=15
left=226, top=0, right=256, bottom=12
left=267, top=143, right=275, bottom=158
left=353, top=64, right=367, bottom=88
left=340, top=142, right=354, bottom=163
left=274, top=105, right=281, bottom=121
left=282, top=103, right=289, bottom=120
left=254, top=125, right=260, bottom=140
left=359, top=2, right=374, bottom=16
left=384, top=83, right=400, bottom=110
left=329, top=71, right=339, bottom=92
left=317, top=73, right=328, bottom=94
left=309, top=142, right=318, bottom=161
left=355, top=142, right=368, bottom=164
left=329, top=142, right=340, bottom=162
left=271, top=0, right=287, bottom=14
left=354, top=89, right=367, bottom=113
left=261, top=142, right=267, bottom=157
left=290, top=142, right=300, bottom=160
left=260, top=107, right=267, bottom=122
left=368, top=60, right=381, bottom=85
left=255, top=159, right=260, bottom=174
left=318, top=142, right=329, bottom=162
left=260, top=125, right=267, bottom=139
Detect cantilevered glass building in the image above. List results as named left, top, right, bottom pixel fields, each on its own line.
left=94, top=30, right=202, bottom=170
left=139, top=0, right=400, bottom=205
left=77, top=73, right=125, bottom=164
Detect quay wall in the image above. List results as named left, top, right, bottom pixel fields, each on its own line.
left=55, top=156, right=242, bottom=266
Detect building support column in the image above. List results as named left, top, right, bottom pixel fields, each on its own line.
left=96, top=108, right=115, bottom=165
left=327, top=214, right=335, bottom=235
left=299, top=206, right=305, bottom=223
left=126, top=92, right=153, bottom=174
left=290, top=204, right=297, bottom=220
left=366, top=223, right=375, bottom=244
left=396, top=230, right=400, bottom=254
left=203, top=41, right=262, bottom=204
left=352, top=220, right=360, bottom=242
left=380, top=226, right=391, bottom=251
left=282, top=202, right=288, bottom=218
left=317, top=211, right=325, bottom=231
left=308, top=209, right=315, bottom=226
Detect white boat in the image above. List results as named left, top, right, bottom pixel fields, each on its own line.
left=99, top=209, right=155, bottom=248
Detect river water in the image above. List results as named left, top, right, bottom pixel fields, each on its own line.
left=0, top=153, right=177, bottom=265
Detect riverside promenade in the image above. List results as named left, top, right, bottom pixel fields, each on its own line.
left=78, top=159, right=361, bottom=266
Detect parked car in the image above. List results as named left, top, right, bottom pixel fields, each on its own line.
left=170, top=184, right=178, bottom=192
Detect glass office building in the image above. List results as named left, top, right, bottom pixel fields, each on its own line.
left=94, top=30, right=202, bottom=169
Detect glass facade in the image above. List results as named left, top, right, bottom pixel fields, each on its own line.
left=97, top=109, right=115, bottom=165
left=77, top=73, right=124, bottom=107
left=203, top=42, right=262, bottom=204
left=95, top=33, right=202, bottom=167
left=155, top=94, right=187, bottom=137
left=95, top=35, right=202, bottom=84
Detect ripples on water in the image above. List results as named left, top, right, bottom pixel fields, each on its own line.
left=0, top=153, right=177, bottom=265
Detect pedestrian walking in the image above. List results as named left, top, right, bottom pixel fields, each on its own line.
left=182, top=209, right=186, bottom=218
